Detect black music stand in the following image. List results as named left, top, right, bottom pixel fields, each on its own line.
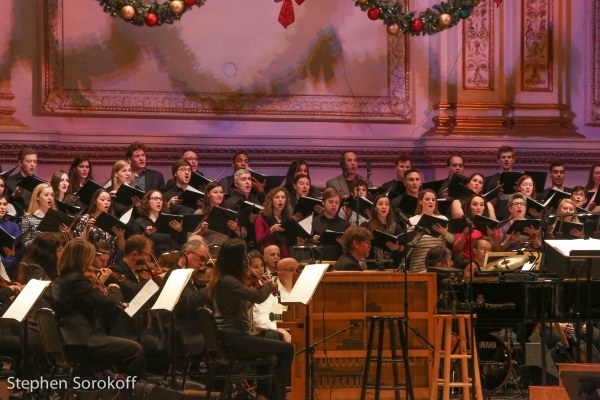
left=545, top=240, right=600, bottom=363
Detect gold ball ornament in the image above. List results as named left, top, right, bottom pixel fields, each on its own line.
left=169, top=0, right=184, bottom=15
left=356, top=0, right=369, bottom=4
left=439, top=13, right=452, bottom=28
left=386, top=23, right=400, bottom=36
left=120, top=5, right=135, bottom=20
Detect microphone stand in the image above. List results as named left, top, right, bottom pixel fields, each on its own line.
left=466, top=219, right=476, bottom=400
left=297, top=323, right=356, bottom=400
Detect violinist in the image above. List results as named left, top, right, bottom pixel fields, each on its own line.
left=249, top=251, right=291, bottom=343
left=52, top=238, right=146, bottom=378
left=208, top=238, right=293, bottom=400
left=92, top=241, right=111, bottom=270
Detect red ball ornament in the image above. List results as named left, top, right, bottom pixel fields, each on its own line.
left=367, top=7, right=381, bottom=20
left=410, top=19, right=424, bottom=32
left=145, top=13, right=158, bottom=26
left=183, top=0, right=196, bottom=6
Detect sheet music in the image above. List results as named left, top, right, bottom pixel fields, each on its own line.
left=298, top=215, right=313, bottom=235
left=281, top=264, right=328, bottom=306
left=120, top=208, right=134, bottom=224
left=151, top=269, right=192, bottom=312
left=545, top=239, right=600, bottom=257
left=2, top=279, right=51, bottom=322
left=103, top=179, right=112, bottom=189
left=124, top=279, right=160, bottom=317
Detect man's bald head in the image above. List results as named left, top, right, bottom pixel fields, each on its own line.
left=263, top=245, right=281, bottom=272
left=277, top=258, right=299, bottom=273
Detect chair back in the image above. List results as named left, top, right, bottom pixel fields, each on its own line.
left=196, top=307, right=229, bottom=365
left=36, top=308, right=72, bottom=369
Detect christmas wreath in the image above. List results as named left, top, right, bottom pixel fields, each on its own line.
left=354, top=0, right=483, bottom=36
left=97, top=0, right=206, bottom=27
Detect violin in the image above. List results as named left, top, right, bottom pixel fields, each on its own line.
left=136, top=252, right=166, bottom=282
left=244, top=266, right=278, bottom=296
left=85, top=266, right=109, bottom=295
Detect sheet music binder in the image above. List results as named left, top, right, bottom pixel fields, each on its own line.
left=281, top=264, right=329, bottom=306
left=2, top=279, right=51, bottom=322
left=151, top=269, right=193, bottom=312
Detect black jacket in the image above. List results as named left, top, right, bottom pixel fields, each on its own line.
left=333, top=252, right=363, bottom=271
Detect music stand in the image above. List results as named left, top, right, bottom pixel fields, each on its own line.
left=560, top=370, right=600, bottom=400
left=546, top=240, right=600, bottom=363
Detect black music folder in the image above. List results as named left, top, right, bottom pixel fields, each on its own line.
left=319, top=230, right=344, bottom=246
left=154, top=213, right=184, bottom=234
left=450, top=183, right=476, bottom=202
left=421, top=179, right=445, bottom=195
left=437, top=199, right=453, bottom=216
left=500, top=171, right=547, bottom=195
left=16, top=176, right=48, bottom=193
left=239, top=200, right=264, bottom=215
left=293, top=196, right=322, bottom=219
left=525, top=171, right=548, bottom=194
left=206, top=206, right=238, bottom=235
left=448, top=215, right=500, bottom=234
left=386, top=189, right=402, bottom=202
left=396, top=230, right=418, bottom=244
left=416, top=214, right=448, bottom=238
left=544, top=188, right=572, bottom=210
left=281, top=218, right=312, bottom=242
left=556, top=220, right=585, bottom=240
left=446, top=174, right=470, bottom=198
left=371, top=229, right=398, bottom=249
left=345, top=196, right=373, bottom=220
left=77, top=180, right=104, bottom=206
left=55, top=200, right=83, bottom=215
left=94, top=211, right=127, bottom=234
left=392, top=181, right=406, bottom=196
left=525, top=197, right=546, bottom=218
left=179, top=187, right=204, bottom=209
left=37, top=208, right=75, bottom=233
left=0, top=166, right=18, bottom=180
left=114, top=184, right=145, bottom=207
left=397, top=195, right=418, bottom=216
left=482, top=186, right=501, bottom=201
left=506, top=219, right=541, bottom=235
left=367, top=187, right=388, bottom=197
left=248, top=170, right=286, bottom=193
left=0, top=226, right=16, bottom=257
left=190, top=172, right=211, bottom=188
left=182, top=214, right=203, bottom=234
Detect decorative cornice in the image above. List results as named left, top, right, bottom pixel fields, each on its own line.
left=521, top=0, right=553, bottom=92
left=40, top=0, right=411, bottom=123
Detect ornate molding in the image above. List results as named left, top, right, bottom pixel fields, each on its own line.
left=521, top=0, right=553, bottom=92
left=0, top=92, right=30, bottom=131
left=462, top=0, right=494, bottom=91
left=587, top=0, right=600, bottom=125
left=40, top=0, right=411, bottom=123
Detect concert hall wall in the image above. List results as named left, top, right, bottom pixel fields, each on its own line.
left=1, top=0, right=600, bottom=187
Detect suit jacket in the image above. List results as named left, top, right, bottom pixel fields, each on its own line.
left=5, top=173, right=32, bottom=215
left=52, top=271, right=124, bottom=347
left=136, top=168, right=165, bottom=192
left=325, top=174, right=373, bottom=197
left=333, top=252, right=363, bottom=271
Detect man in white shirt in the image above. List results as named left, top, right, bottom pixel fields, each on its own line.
left=275, top=258, right=299, bottom=303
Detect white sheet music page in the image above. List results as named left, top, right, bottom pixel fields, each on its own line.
left=151, top=269, right=193, bottom=312
left=298, top=215, right=313, bottom=234
left=124, top=279, right=160, bottom=317
left=120, top=208, right=134, bottom=224
left=2, top=279, right=51, bottom=322
left=281, top=264, right=328, bottom=306
left=545, top=239, right=600, bottom=257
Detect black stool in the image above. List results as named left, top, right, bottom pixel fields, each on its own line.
left=360, top=316, right=414, bottom=400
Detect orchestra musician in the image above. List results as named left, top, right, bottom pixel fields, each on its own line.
left=312, top=188, right=350, bottom=262
left=284, top=160, right=322, bottom=200
left=209, top=238, right=294, bottom=400
left=20, top=183, right=58, bottom=248
left=5, top=146, right=38, bottom=215
left=52, top=238, right=146, bottom=378
left=332, top=226, right=373, bottom=271
left=461, top=238, right=492, bottom=278
left=92, top=241, right=112, bottom=270
left=453, top=194, right=501, bottom=262
left=262, top=245, right=280, bottom=274
left=381, top=155, right=412, bottom=191
left=125, top=141, right=165, bottom=192
left=361, top=194, right=404, bottom=270
left=450, top=173, right=497, bottom=220
left=0, top=194, right=22, bottom=277
left=68, top=156, right=94, bottom=194
left=72, top=188, right=126, bottom=265
left=275, top=257, right=298, bottom=302
left=424, top=246, right=454, bottom=269
left=497, top=193, right=542, bottom=251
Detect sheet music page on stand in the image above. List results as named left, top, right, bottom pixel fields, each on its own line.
left=281, top=264, right=329, bottom=306
left=151, top=269, right=192, bottom=312
left=545, top=239, right=600, bottom=257
left=298, top=215, right=313, bottom=234
left=2, top=279, right=51, bottom=322
left=125, top=279, right=160, bottom=317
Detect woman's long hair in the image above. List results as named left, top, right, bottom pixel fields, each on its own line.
left=20, top=232, right=65, bottom=282
left=284, top=160, right=312, bottom=193
left=69, top=156, right=94, bottom=189
left=57, top=239, right=96, bottom=275
left=585, top=162, right=600, bottom=191
left=414, top=189, right=441, bottom=215
left=110, top=160, right=130, bottom=192
left=516, top=175, right=537, bottom=200
left=260, top=187, right=292, bottom=220
left=462, top=194, right=490, bottom=218
left=367, top=194, right=396, bottom=232
left=25, top=184, right=56, bottom=216
left=50, top=170, right=78, bottom=205
left=201, top=182, right=223, bottom=219
left=208, top=238, right=247, bottom=299
left=85, top=188, right=114, bottom=216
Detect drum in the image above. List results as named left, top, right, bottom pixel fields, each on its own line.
left=477, top=333, right=512, bottom=392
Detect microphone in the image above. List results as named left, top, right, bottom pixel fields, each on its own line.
left=366, top=158, right=372, bottom=171
left=398, top=211, right=413, bottom=227
left=340, top=156, right=348, bottom=176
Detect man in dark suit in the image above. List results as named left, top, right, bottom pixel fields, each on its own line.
left=5, top=146, right=38, bottom=214
left=333, top=226, right=372, bottom=271
left=222, top=169, right=262, bottom=250
left=539, top=161, right=572, bottom=200
left=163, top=159, right=198, bottom=215
left=126, top=141, right=165, bottom=192
left=326, top=151, right=373, bottom=197
left=438, top=154, right=465, bottom=199
left=484, top=146, right=516, bottom=193
left=381, top=155, right=412, bottom=192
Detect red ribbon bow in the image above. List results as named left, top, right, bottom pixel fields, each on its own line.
left=493, top=0, right=502, bottom=7
left=275, top=0, right=305, bottom=28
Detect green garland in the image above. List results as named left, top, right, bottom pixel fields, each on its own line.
left=355, top=0, right=482, bottom=36
left=97, top=0, right=206, bottom=27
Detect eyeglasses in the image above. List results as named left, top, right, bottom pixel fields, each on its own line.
left=511, top=202, right=525, bottom=207
left=149, top=197, right=163, bottom=201
left=475, top=247, right=491, bottom=252
left=184, top=157, right=198, bottom=162
left=188, top=250, right=207, bottom=264
left=178, top=168, right=192, bottom=173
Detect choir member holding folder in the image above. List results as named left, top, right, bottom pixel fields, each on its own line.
left=164, top=159, right=201, bottom=215
left=289, top=174, right=317, bottom=209
left=0, top=195, right=22, bottom=275
left=584, top=163, right=600, bottom=212
left=50, top=170, right=82, bottom=210
left=407, top=189, right=454, bottom=273
left=450, top=173, right=497, bottom=219
left=0, top=176, right=17, bottom=218
left=312, top=188, right=350, bottom=261
left=546, top=199, right=585, bottom=239
left=132, top=190, right=186, bottom=254
left=361, top=194, right=404, bottom=270
left=208, top=239, right=293, bottom=400
left=284, top=160, right=322, bottom=201
left=453, top=194, right=501, bottom=262
left=72, top=189, right=126, bottom=265
left=190, top=182, right=243, bottom=258
left=68, top=156, right=94, bottom=193
left=5, top=147, right=38, bottom=214
left=497, top=193, right=542, bottom=251
left=255, top=187, right=299, bottom=258
left=20, top=184, right=57, bottom=248
left=571, top=186, right=588, bottom=208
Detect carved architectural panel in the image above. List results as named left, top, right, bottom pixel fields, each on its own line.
left=40, top=0, right=411, bottom=123
left=521, top=0, right=553, bottom=92
left=587, top=0, right=600, bottom=125
left=463, top=0, right=494, bottom=90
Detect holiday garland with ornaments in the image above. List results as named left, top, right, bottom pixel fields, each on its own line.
left=97, top=0, right=205, bottom=27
